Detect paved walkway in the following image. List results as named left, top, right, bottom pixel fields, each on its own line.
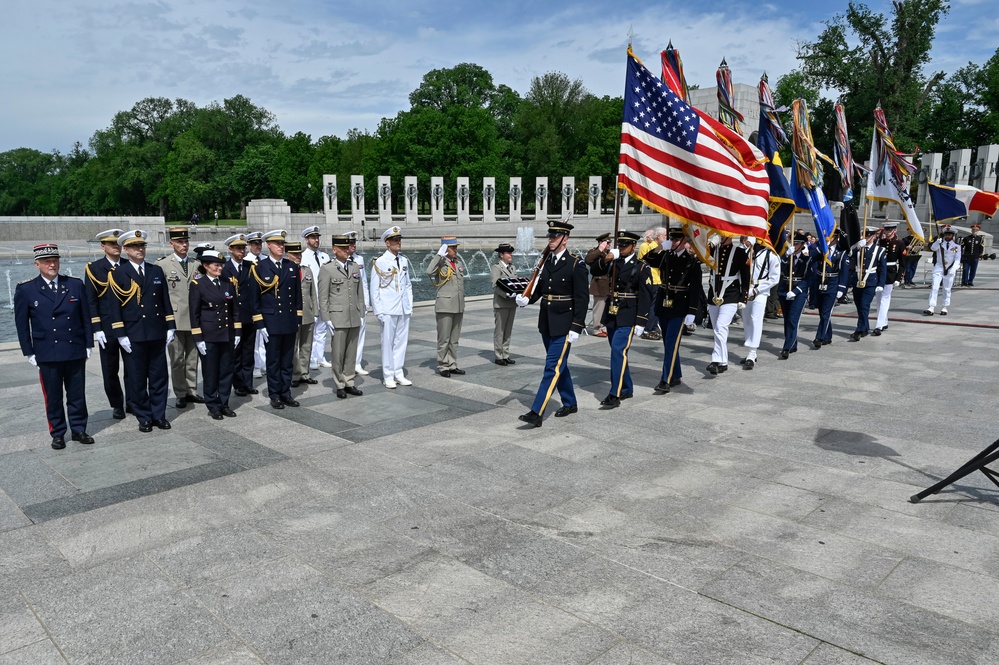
left=2, top=264, right=999, bottom=664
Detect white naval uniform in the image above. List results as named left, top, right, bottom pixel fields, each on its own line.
left=743, top=246, right=781, bottom=357
left=928, top=238, right=961, bottom=310
left=303, top=246, right=331, bottom=364
left=370, top=249, right=413, bottom=381
left=350, top=253, right=370, bottom=369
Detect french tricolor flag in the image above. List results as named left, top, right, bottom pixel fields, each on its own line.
left=928, top=181, right=999, bottom=222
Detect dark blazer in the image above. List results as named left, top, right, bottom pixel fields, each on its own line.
left=189, top=274, right=238, bottom=344
left=84, top=256, right=119, bottom=335
left=221, top=258, right=255, bottom=328
left=849, top=243, right=887, bottom=289
left=777, top=250, right=813, bottom=297
left=589, top=254, right=654, bottom=327
left=808, top=245, right=850, bottom=295
left=108, top=261, right=176, bottom=341
left=248, top=258, right=303, bottom=335
left=15, top=275, right=93, bottom=362
left=708, top=244, right=751, bottom=304
left=528, top=251, right=589, bottom=337
left=644, top=248, right=704, bottom=319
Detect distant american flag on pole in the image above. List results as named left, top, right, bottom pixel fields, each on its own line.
left=618, top=49, right=770, bottom=240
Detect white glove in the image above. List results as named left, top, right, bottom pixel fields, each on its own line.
left=749, top=287, right=758, bottom=299
left=94, top=331, right=107, bottom=349
left=260, top=328, right=270, bottom=343
left=515, top=294, right=529, bottom=307
left=662, top=240, right=672, bottom=251
left=853, top=240, right=866, bottom=250
left=737, top=302, right=746, bottom=311
left=836, top=290, right=844, bottom=299
left=634, top=325, right=645, bottom=337
left=120, top=336, right=132, bottom=354
left=376, top=313, right=386, bottom=324
left=327, top=321, right=336, bottom=335
left=785, top=292, right=797, bottom=301
left=893, top=280, right=900, bottom=287
left=234, top=336, right=241, bottom=347
left=28, top=355, right=37, bottom=366
left=166, top=329, right=176, bottom=345
left=506, top=292, right=517, bottom=299
left=875, top=286, right=883, bottom=293
left=86, top=348, right=92, bottom=359
left=567, top=331, right=580, bottom=344
left=707, top=235, right=720, bottom=248
left=609, top=248, right=620, bottom=259
left=437, top=244, right=448, bottom=257
left=196, top=341, right=207, bottom=356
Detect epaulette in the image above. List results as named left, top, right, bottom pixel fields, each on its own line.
left=18, top=278, right=32, bottom=284
left=156, top=255, right=168, bottom=261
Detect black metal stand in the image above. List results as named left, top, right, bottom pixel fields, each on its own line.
left=910, top=439, right=999, bottom=503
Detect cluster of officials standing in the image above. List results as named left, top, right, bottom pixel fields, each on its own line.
left=14, top=217, right=987, bottom=445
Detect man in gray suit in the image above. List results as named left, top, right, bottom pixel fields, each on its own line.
left=427, top=235, right=466, bottom=377
left=491, top=242, right=518, bottom=365
left=318, top=235, right=365, bottom=398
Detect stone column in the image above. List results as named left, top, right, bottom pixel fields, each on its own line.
left=974, top=144, right=999, bottom=226
left=535, top=177, right=548, bottom=220
left=587, top=176, right=602, bottom=216
left=430, top=177, right=445, bottom=224
left=916, top=153, right=942, bottom=205
left=482, top=177, right=497, bottom=223
left=404, top=176, right=419, bottom=224
left=322, top=175, right=338, bottom=227
left=561, top=177, right=575, bottom=219
left=350, top=176, right=365, bottom=225
left=947, top=148, right=972, bottom=186
left=377, top=176, right=392, bottom=224
left=456, top=177, right=470, bottom=223
left=509, top=177, right=523, bottom=223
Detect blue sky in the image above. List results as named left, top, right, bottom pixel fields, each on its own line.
left=2, top=0, right=996, bottom=153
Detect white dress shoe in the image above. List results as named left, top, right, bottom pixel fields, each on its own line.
left=383, top=379, right=397, bottom=389
left=318, top=359, right=332, bottom=368
left=354, top=366, right=370, bottom=376
left=395, top=375, right=412, bottom=386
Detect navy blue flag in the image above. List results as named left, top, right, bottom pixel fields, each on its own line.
left=756, top=119, right=795, bottom=255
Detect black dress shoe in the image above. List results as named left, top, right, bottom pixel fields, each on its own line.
left=112, top=407, right=126, bottom=420
left=518, top=411, right=542, bottom=427
left=821, top=339, right=832, bottom=346
left=707, top=362, right=727, bottom=374
left=450, top=368, right=466, bottom=375
left=494, top=358, right=508, bottom=366
left=600, top=395, right=621, bottom=409
left=234, top=388, right=248, bottom=397
left=246, top=388, right=259, bottom=395
left=125, top=405, right=135, bottom=415
left=439, top=370, right=451, bottom=378
left=187, top=394, right=205, bottom=404
left=871, top=328, right=882, bottom=337
left=789, top=347, right=797, bottom=354
left=554, top=405, right=578, bottom=417
left=621, top=393, right=632, bottom=400
left=344, top=386, right=363, bottom=396
left=849, top=332, right=861, bottom=342
left=669, top=378, right=682, bottom=387
left=280, top=396, right=300, bottom=407
left=654, top=381, right=670, bottom=394
left=154, top=419, right=171, bottom=430
left=175, top=397, right=188, bottom=409
left=336, top=389, right=347, bottom=399
left=302, top=377, right=318, bottom=385
left=779, top=350, right=789, bottom=359
left=505, top=358, right=516, bottom=365
left=210, top=412, right=224, bottom=420
left=270, top=399, right=285, bottom=409
left=813, top=339, right=822, bottom=349
left=51, top=436, right=66, bottom=450
left=139, top=421, right=153, bottom=432
left=743, top=359, right=755, bottom=370
left=221, top=407, right=237, bottom=417
left=291, top=380, right=301, bottom=388
left=71, top=432, right=95, bottom=444
left=881, top=325, right=889, bottom=331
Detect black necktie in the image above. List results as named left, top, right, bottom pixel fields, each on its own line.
left=138, top=265, right=144, bottom=279
left=212, top=278, right=220, bottom=289
left=49, top=280, right=56, bottom=292
left=276, top=261, right=282, bottom=271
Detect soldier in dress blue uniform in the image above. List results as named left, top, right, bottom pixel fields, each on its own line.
left=221, top=234, right=258, bottom=397
left=873, top=222, right=906, bottom=335
left=516, top=220, right=589, bottom=427
left=248, top=229, right=303, bottom=409
left=642, top=229, right=704, bottom=393
left=777, top=231, right=813, bottom=359
left=108, top=229, right=176, bottom=432
left=961, top=224, right=985, bottom=287
left=849, top=227, right=887, bottom=341
left=809, top=228, right=849, bottom=348
left=589, top=230, right=654, bottom=408
left=190, top=250, right=240, bottom=419
left=84, top=228, right=130, bottom=419
left=15, top=244, right=95, bottom=449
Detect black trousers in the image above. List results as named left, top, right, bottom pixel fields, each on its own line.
left=231, top=335, right=255, bottom=391
left=124, top=339, right=169, bottom=423
left=202, top=341, right=234, bottom=413
left=265, top=332, right=296, bottom=400
left=98, top=336, right=130, bottom=410
left=38, top=358, right=88, bottom=438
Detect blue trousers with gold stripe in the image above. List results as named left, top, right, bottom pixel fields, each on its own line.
left=531, top=334, right=575, bottom=414
left=606, top=320, right=635, bottom=397
left=659, top=315, right=685, bottom=384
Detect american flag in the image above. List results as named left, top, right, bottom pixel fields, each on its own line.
left=618, top=49, right=770, bottom=240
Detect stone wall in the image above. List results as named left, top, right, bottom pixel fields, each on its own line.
left=0, top=216, right=165, bottom=242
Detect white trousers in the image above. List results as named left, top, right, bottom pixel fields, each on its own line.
left=380, top=314, right=410, bottom=379
left=311, top=317, right=327, bottom=363
left=875, top=283, right=895, bottom=328
left=253, top=329, right=266, bottom=371
left=928, top=271, right=955, bottom=309
left=356, top=315, right=367, bottom=367
left=708, top=303, right=738, bottom=365
left=742, top=295, right=768, bottom=353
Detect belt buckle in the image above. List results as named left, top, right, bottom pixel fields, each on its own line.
left=818, top=284, right=828, bottom=292
left=664, top=298, right=674, bottom=308
left=712, top=296, right=723, bottom=306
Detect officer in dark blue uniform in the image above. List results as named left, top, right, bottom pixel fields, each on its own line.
left=589, top=230, right=654, bottom=408
left=15, top=243, right=94, bottom=449
left=108, top=229, right=177, bottom=432
left=190, top=250, right=240, bottom=420
left=516, top=220, right=589, bottom=427
left=642, top=229, right=703, bottom=393
left=809, top=228, right=849, bottom=348
left=84, top=228, right=130, bottom=419
left=249, top=229, right=303, bottom=409
left=221, top=233, right=258, bottom=397
left=849, top=227, right=887, bottom=341
left=777, top=230, right=812, bottom=359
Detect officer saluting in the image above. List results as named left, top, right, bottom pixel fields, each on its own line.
left=190, top=250, right=240, bottom=420
left=84, top=228, right=130, bottom=419
left=249, top=229, right=303, bottom=409
left=15, top=244, right=95, bottom=449
left=221, top=234, right=258, bottom=396
left=516, top=220, right=589, bottom=427
left=589, top=230, right=653, bottom=408
left=108, top=230, right=176, bottom=432
left=427, top=235, right=467, bottom=377
left=961, top=224, right=985, bottom=287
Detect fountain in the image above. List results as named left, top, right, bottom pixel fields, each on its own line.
left=515, top=227, right=536, bottom=256
left=4, top=270, right=13, bottom=310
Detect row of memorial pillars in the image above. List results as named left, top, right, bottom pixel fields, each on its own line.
left=916, top=144, right=999, bottom=225
left=319, top=175, right=625, bottom=224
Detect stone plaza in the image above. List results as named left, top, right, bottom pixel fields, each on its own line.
left=1, top=260, right=999, bottom=664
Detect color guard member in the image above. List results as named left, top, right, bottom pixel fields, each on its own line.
left=809, top=228, right=849, bottom=348
left=706, top=235, right=751, bottom=373
left=961, top=224, right=984, bottom=286
left=741, top=236, right=780, bottom=369
left=849, top=227, right=887, bottom=340
left=777, top=231, right=812, bottom=359
left=873, top=222, right=905, bottom=335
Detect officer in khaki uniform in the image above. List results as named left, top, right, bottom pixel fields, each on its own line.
left=285, top=241, right=318, bottom=387
left=318, top=234, right=365, bottom=398
left=491, top=242, right=518, bottom=365
left=158, top=227, right=203, bottom=408
left=427, top=235, right=466, bottom=377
